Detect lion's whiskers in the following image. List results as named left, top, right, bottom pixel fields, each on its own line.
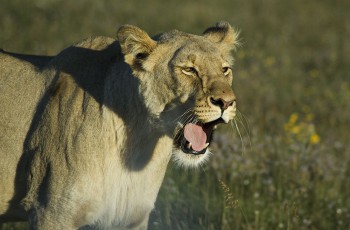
left=230, top=118, right=245, bottom=155
left=235, top=110, right=252, bottom=149
left=180, top=112, right=196, bottom=126
left=236, top=109, right=251, bottom=139
left=173, top=108, right=193, bottom=123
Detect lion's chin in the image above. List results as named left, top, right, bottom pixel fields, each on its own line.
left=171, top=148, right=212, bottom=168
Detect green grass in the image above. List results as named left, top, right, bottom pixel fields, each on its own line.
left=1, top=0, right=350, bottom=229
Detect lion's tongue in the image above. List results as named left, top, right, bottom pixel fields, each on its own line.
left=183, top=123, right=207, bottom=152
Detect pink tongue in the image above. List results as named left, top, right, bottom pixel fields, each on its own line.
left=184, top=123, right=207, bottom=152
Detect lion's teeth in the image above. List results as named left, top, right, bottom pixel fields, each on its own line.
left=204, top=143, right=209, bottom=148
left=188, top=142, right=192, bottom=149
left=214, top=125, right=217, bottom=130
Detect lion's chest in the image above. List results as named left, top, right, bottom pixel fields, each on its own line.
left=96, top=135, right=173, bottom=228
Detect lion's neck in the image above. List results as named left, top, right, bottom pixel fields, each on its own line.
left=105, top=64, right=151, bottom=121
left=104, top=64, right=173, bottom=170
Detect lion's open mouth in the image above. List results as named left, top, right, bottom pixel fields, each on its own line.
left=175, top=118, right=224, bottom=155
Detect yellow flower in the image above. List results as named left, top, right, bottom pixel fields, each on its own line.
left=291, top=125, right=301, bottom=134
left=309, top=133, right=320, bottom=145
left=289, top=113, right=299, bottom=125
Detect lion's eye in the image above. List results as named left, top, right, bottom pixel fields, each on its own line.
left=182, top=67, right=198, bottom=76
left=223, top=67, right=231, bottom=76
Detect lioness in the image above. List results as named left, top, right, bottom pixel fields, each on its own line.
left=0, top=21, right=239, bottom=229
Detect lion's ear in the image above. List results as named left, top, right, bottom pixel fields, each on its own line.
left=203, top=21, right=239, bottom=51
left=117, top=25, right=157, bottom=71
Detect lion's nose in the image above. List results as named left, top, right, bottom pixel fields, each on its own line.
left=210, top=97, right=235, bottom=111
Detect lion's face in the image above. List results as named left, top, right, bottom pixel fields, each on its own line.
left=117, top=22, right=239, bottom=167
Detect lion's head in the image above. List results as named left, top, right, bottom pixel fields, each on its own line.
left=117, top=21, right=239, bottom=168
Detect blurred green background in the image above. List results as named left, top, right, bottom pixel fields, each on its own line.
left=1, top=0, right=350, bottom=229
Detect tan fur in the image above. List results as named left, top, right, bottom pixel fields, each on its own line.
left=0, top=22, right=239, bottom=229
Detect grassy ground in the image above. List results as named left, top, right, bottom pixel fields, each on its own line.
left=1, top=0, right=349, bottom=229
